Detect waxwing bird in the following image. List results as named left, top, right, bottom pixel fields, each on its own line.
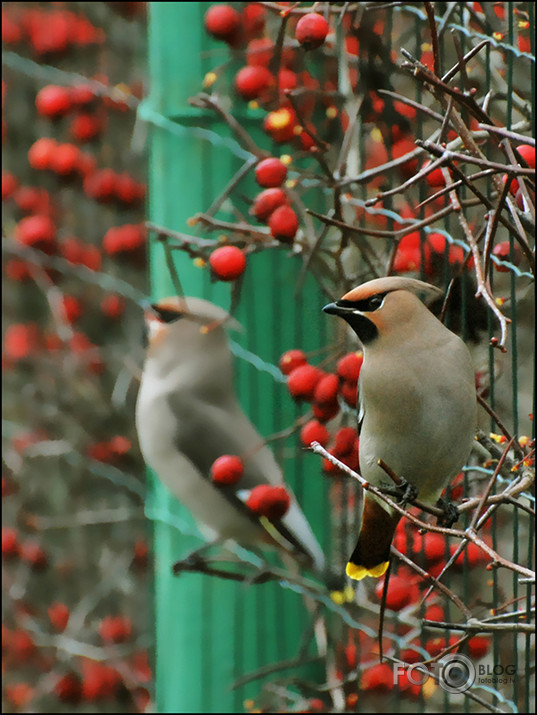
left=323, top=277, right=477, bottom=581
left=135, top=296, right=325, bottom=574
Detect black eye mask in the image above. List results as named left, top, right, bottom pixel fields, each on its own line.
left=151, top=306, right=184, bottom=324
left=335, top=292, right=388, bottom=313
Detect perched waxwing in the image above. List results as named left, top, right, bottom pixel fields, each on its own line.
left=136, top=296, right=325, bottom=574
left=323, top=277, right=477, bottom=580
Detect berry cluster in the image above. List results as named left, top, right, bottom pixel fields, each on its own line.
left=280, top=348, right=363, bottom=475
left=3, top=3, right=151, bottom=711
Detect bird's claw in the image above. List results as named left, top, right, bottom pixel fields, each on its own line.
left=172, top=552, right=206, bottom=575
left=436, top=496, right=459, bottom=527
left=383, top=476, right=418, bottom=505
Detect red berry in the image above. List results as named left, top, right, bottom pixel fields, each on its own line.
left=360, top=663, right=393, bottom=692
left=15, top=215, right=56, bottom=250
left=246, top=37, right=273, bottom=67
left=426, top=635, right=459, bottom=657
left=423, top=159, right=448, bottom=187
left=20, top=540, right=48, bottom=570
left=54, top=673, right=82, bottom=704
left=99, top=615, right=132, bottom=644
left=312, top=400, right=340, bottom=422
left=255, top=157, right=288, bottom=188
left=340, top=380, right=358, bottom=407
left=295, top=13, right=329, bottom=50
left=2, top=527, right=19, bottom=558
left=514, top=143, right=535, bottom=168
left=502, top=172, right=520, bottom=196
left=322, top=448, right=344, bottom=475
left=115, top=172, right=143, bottom=205
left=2, top=170, right=18, bottom=200
left=314, top=373, right=339, bottom=405
left=492, top=241, right=521, bottom=272
left=426, top=233, right=465, bottom=270
left=81, top=660, right=122, bottom=701
left=28, top=137, right=58, bottom=170
left=392, top=137, right=419, bottom=178
left=287, top=364, right=322, bottom=401
left=14, top=186, right=51, bottom=215
left=101, top=294, right=125, bottom=319
left=392, top=231, right=422, bottom=274
left=235, top=65, right=273, bottom=100
left=102, top=224, right=146, bottom=256
left=48, top=602, right=70, bottom=632
left=241, top=3, right=266, bottom=39
left=70, top=83, right=96, bottom=107
left=204, top=4, right=241, bottom=43
left=62, top=238, right=101, bottom=271
left=35, top=85, right=72, bottom=117
left=251, top=187, right=287, bottom=221
left=246, top=484, right=290, bottom=520
left=421, top=532, right=448, bottom=564
left=3, top=323, right=41, bottom=361
left=400, top=644, right=423, bottom=664
left=263, top=107, right=297, bottom=143
left=70, top=113, right=102, bottom=142
left=61, top=296, right=82, bottom=323
left=336, top=352, right=363, bottom=382
left=467, top=635, right=490, bottom=659
left=268, top=205, right=299, bottom=242
left=300, top=420, right=330, bottom=447
left=333, top=427, right=358, bottom=455
left=279, top=349, right=307, bottom=375
left=375, top=574, right=415, bottom=611
left=50, top=143, right=81, bottom=175
left=278, top=68, right=298, bottom=92
left=210, top=455, right=244, bottom=485
left=84, top=168, right=116, bottom=202
left=209, top=245, right=247, bottom=281
left=425, top=604, right=445, bottom=622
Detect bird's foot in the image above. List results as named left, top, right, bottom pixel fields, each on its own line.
left=383, top=476, right=418, bottom=506
left=172, top=552, right=206, bottom=575
left=436, top=496, right=459, bottom=527
left=245, top=567, right=276, bottom=586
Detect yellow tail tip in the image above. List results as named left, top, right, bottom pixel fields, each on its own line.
left=346, top=560, right=390, bottom=580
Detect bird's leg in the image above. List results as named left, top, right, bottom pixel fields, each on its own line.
left=436, top=496, right=459, bottom=527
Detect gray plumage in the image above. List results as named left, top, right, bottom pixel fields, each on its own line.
left=136, top=296, right=325, bottom=572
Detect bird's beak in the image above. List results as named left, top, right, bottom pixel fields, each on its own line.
left=323, top=302, right=354, bottom=316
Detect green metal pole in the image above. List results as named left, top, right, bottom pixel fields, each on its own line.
left=146, top=4, right=330, bottom=712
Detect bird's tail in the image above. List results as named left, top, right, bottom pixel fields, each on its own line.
left=346, top=495, right=400, bottom=580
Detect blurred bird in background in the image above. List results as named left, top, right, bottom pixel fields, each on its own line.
left=135, top=296, right=326, bottom=578
left=323, top=277, right=477, bottom=580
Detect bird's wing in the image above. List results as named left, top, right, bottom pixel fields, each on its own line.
left=167, top=390, right=324, bottom=569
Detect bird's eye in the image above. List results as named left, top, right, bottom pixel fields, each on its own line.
left=151, top=306, right=183, bottom=323
left=366, top=294, right=385, bottom=311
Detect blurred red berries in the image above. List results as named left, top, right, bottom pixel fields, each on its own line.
left=204, top=4, right=241, bottom=43
left=246, top=485, right=290, bottom=520
left=35, top=85, right=72, bottom=117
